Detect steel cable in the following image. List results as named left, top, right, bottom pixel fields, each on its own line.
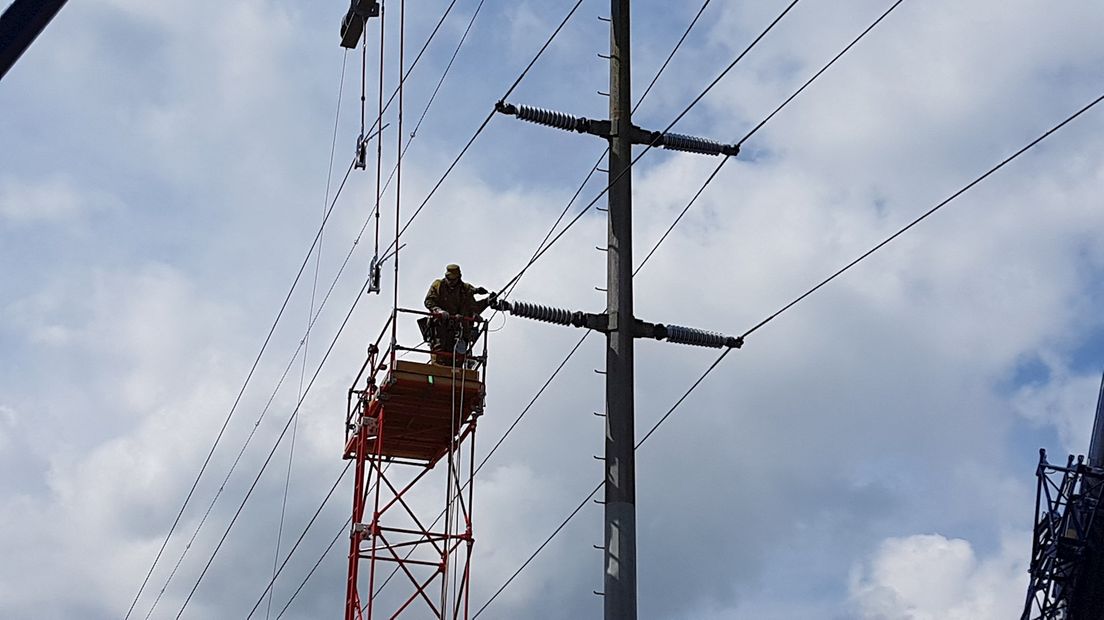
left=174, top=275, right=372, bottom=618
left=497, top=0, right=803, bottom=295
left=740, top=90, right=1104, bottom=340
left=246, top=460, right=353, bottom=619
left=474, top=88, right=1104, bottom=614
left=123, top=149, right=354, bottom=619
left=634, top=0, right=908, bottom=277
left=473, top=348, right=730, bottom=617
left=499, top=0, right=715, bottom=303
left=381, top=0, right=587, bottom=257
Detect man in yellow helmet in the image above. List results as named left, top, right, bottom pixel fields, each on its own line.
left=422, top=264, right=494, bottom=364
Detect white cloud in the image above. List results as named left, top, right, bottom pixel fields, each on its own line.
left=0, top=174, right=117, bottom=224
left=849, top=533, right=1028, bottom=620
left=3, top=0, right=1104, bottom=618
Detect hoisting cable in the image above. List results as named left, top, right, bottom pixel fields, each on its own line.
left=498, top=0, right=714, bottom=304
left=379, top=0, right=587, bottom=258
left=634, top=0, right=907, bottom=277
left=122, top=145, right=356, bottom=620
left=495, top=0, right=803, bottom=296
left=371, top=0, right=385, bottom=266
left=473, top=88, right=1104, bottom=616
left=174, top=275, right=373, bottom=618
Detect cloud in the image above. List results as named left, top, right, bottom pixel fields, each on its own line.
left=849, top=533, right=1028, bottom=620
left=0, top=174, right=119, bottom=225
left=3, top=0, right=1104, bottom=618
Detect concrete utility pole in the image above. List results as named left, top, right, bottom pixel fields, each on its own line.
left=492, top=2, right=741, bottom=614
left=604, top=0, right=637, bottom=617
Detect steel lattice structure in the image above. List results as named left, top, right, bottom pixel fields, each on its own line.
left=1022, top=449, right=1104, bottom=620
left=343, top=308, right=487, bottom=619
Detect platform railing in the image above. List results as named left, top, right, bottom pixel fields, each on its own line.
left=345, top=307, right=489, bottom=442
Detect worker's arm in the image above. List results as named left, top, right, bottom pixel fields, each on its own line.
left=470, top=284, right=492, bottom=314
left=425, top=280, right=442, bottom=312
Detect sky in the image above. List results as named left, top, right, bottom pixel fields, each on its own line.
left=2, top=0, right=1104, bottom=618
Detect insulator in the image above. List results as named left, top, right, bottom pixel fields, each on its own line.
left=515, top=104, right=586, bottom=133
left=660, top=133, right=725, bottom=156
left=508, top=300, right=576, bottom=327
left=664, top=324, right=728, bottom=348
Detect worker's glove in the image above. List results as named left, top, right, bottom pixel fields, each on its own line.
left=432, top=308, right=448, bottom=317
left=474, top=286, right=489, bottom=295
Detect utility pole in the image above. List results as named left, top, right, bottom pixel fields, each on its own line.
left=604, top=0, right=637, bottom=617
left=492, top=2, right=741, bottom=614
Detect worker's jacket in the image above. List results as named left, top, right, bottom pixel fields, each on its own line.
left=424, top=279, right=489, bottom=317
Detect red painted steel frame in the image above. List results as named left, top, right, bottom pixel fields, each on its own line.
left=343, top=310, right=484, bottom=620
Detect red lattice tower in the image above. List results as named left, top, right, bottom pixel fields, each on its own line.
left=343, top=309, right=485, bottom=619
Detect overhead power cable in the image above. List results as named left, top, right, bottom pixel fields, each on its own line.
left=381, top=0, right=587, bottom=257
left=473, top=348, right=730, bottom=617
left=174, top=275, right=373, bottom=618
left=276, top=330, right=592, bottom=616
left=474, top=90, right=1104, bottom=614
left=128, top=1, right=483, bottom=613
left=500, top=0, right=715, bottom=302
left=497, top=0, right=803, bottom=295
left=369, top=0, right=721, bottom=577
left=741, top=90, right=1104, bottom=340
left=364, top=0, right=464, bottom=141
left=634, top=0, right=907, bottom=277
left=122, top=146, right=356, bottom=619
left=247, top=460, right=353, bottom=619
left=377, top=0, right=488, bottom=200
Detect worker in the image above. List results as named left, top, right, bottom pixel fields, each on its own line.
left=422, top=264, right=494, bottom=363
left=424, top=263, right=492, bottom=317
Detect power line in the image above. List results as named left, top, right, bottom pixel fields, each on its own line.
left=122, top=149, right=356, bottom=619
left=274, top=328, right=592, bottom=616
left=382, top=0, right=587, bottom=256
left=174, top=275, right=373, bottom=618
left=247, top=460, right=353, bottom=619
left=634, top=0, right=712, bottom=111
left=473, top=347, right=730, bottom=617
left=634, top=0, right=908, bottom=277
left=741, top=90, right=1104, bottom=340
left=365, top=0, right=724, bottom=576
left=500, top=0, right=715, bottom=302
left=473, top=87, right=1104, bottom=614
left=497, top=0, right=803, bottom=294
left=376, top=0, right=488, bottom=205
